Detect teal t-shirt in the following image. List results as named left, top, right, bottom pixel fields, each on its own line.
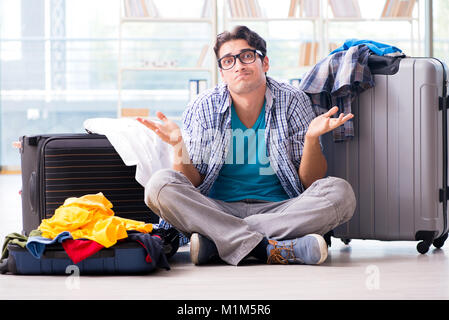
left=209, top=101, right=290, bottom=202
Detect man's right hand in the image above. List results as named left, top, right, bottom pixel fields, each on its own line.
left=137, top=111, right=182, bottom=147
left=137, top=111, right=204, bottom=187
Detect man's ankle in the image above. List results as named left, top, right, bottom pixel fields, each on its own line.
left=190, top=233, right=219, bottom=265
left=248, top=237, right=269, bottom=261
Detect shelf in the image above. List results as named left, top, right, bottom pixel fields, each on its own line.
left=226, top=16, right=417, bottom=23
left=271, top=66, right=314, bottom=70
left=325, top=17, right=418, bottom=22
left=119, top=67, right=212, bottom=72
left=120, top=17, right=213, bottom=23
left=226, top=17, right=319, bottom=22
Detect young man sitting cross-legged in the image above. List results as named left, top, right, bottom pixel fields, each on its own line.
left=138, top=25, right=356, bottom=266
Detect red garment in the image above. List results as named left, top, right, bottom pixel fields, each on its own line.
left=62, top=239, right=104, bottom=264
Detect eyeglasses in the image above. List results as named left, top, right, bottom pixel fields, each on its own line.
left=217, top=49, right=263, bottom=70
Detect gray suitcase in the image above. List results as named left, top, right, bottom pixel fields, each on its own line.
left=322, top=57, right=448, bottom=254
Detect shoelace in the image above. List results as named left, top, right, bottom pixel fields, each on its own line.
left=266, top=240, right=297, bottom=264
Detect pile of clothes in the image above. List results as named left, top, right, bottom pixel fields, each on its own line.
left=1, top=193, right=173, bottom=270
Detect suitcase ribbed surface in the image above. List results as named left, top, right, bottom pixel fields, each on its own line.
left=43, top=144, right=157, bottom=223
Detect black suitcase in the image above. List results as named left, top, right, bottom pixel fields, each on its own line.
left=19, top=133, right=159, bottom=235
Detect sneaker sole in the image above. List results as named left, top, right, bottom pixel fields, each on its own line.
left=309, top=234, right=328, bottom=265
left=190, top=233, right=200, bottom=265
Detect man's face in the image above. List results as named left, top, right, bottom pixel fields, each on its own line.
left=218, top=39, right=269, bottom=95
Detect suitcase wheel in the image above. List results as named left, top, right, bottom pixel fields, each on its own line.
left=432, top=233, right=448, bottom=249
left=341, top=238, right=351, bottom=245
left=417, top=241, right=431, bottom=254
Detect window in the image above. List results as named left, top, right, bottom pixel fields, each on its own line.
left=0, top=0, right=434, bottom=168
left=1, top=0, right=121, bottom=167
left=0, top=0, right=22, bottom=61
left=434, top=0, right=449, bottom=66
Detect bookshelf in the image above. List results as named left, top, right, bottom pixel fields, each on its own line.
left=117, top=0, right=218, bottom=119
left=324, top=0, right=421, bottom=57
left=223, top=0, right=325, bottom=79
left=223, top=0, right=422, bottom=81
left=117, top=0, right=422, bottom=117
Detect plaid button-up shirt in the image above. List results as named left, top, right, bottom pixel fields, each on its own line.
left=181, top=76, right=317, bottom=199
left=299, top=44, right=375, bottom=141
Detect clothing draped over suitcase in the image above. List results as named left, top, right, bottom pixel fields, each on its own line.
left=26, top=231, right=72, bottom=258
left=83, top=118, right=173, bottom=188
left=1, top=232, right=32, bottom=261
left=329, top=39, right=403, bottom=57
left=299, top=44, right=375, bottom=142
left=61, top=239, right=105, bottom=264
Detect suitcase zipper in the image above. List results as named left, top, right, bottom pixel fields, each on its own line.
left=433, top=58, right=449, bottom=237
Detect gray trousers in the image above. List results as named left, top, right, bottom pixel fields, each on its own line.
left=145, top=169, right=356, bottom=266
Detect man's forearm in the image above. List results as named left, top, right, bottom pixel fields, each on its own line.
left=299, top=136, right=327, bottom=189
left=172, top=140, right=203, bottom=187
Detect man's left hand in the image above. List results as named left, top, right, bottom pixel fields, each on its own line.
left=306, top=106, right=354, bottom=139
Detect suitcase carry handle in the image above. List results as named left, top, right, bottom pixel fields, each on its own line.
left=28, top=172, right=38, bottom=215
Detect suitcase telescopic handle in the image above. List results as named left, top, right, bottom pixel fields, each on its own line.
left=29, top=172, right=38, bottom=215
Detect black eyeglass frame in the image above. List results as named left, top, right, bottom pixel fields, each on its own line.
left=217, top=49, right=264, bottom=70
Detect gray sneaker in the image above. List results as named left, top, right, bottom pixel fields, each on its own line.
left=266, top=234, right=328, bottom=265
left=190, top=233, right=219, bottom=265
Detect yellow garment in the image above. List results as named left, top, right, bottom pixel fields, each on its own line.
left=39, top=193, right=153, bottom=248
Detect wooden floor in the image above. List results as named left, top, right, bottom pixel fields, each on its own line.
left=1, top=174, right=448, bottom=300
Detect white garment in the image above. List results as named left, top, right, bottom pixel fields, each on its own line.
left=83, top=118, right=173, bottom=187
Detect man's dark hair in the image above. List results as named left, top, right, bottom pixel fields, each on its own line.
left=213, top=25, right=267, bottom=59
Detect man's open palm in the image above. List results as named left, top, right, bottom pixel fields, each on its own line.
left=306, top=106, right=354, bottom=139
left=137, top=111, right=182, bottom=146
